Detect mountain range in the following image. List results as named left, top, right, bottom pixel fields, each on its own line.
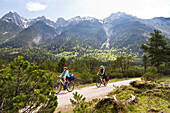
left=0, top=11, right=170, bottom=60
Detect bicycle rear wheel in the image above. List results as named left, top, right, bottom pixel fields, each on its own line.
left=66, top=81, right=74, bottom=92
left=96, top=78, right=101, bottom=88
left=52, top=82, right=62, bottom=94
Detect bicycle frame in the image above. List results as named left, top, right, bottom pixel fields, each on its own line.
left=57, top=78, right=65, bottom=86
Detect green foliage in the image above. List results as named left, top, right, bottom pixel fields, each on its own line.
left=142, top=54, right=149, bottom=73
left=70, top=92, right=90, bottom=113
left=142, top=72, right=159, bottom=81
left=95, top=81, right=170, bottom=112
left=0, top=59, right=8, bottom=69
left=58, top=57, right=68, bottom=73
left=113, top=55, right=133, bottom=73
left=69, top=57, right=99, bottom=84
left=146, top=66, right=158, bottom=74
left=141, top=30, right=169, bottom=68
left=70, top=92, right=86, bottom=105
left=124, top=66, right=144, bottom=78
left=0, top=56, right=58, bottom=113
left=158, top=65, right=170, bottom=75
left=37, top=60, right=58, bottom=72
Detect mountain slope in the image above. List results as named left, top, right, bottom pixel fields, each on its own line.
left=0, top=21, right=57, bottom=48
left=43, top=19, right=108, bottom=51
left=103, top=12, right=155, bottom=53
left=0, top=20, right=22, bottom=44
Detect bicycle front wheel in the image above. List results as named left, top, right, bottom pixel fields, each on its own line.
left=96, top=78, right=101, bottom=88
left=66, top=81, right=74, bottom=92
left=52, top=82, right=62, bottom=94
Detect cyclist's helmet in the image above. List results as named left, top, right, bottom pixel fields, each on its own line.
left=64, top=67, right=68, bottom=70
left=100, top=65, right=104, bottom=68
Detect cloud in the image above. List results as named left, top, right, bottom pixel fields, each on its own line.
left=26, top=2, right=47, bottom=11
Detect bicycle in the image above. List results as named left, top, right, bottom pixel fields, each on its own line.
left=52, top=77, right=74, bottom=94
left=96, top=75, right=108, bottom=88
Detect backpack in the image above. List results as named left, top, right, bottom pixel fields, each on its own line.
left=106, top=76, right=109, bottom=81
left=69, top=74, right=75, bottom=80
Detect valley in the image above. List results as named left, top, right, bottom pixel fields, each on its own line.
left=0, top=11, right=170, bottom=62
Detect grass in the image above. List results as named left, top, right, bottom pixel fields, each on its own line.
left=157, top=76, right=170, bottom=82
left=97, top=81, right=170, bottom=113
left=156, top=76, right=170, bottom=87
left=75, top=77, right=139, bottom=89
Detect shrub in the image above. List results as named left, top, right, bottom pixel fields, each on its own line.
left=124, top=67, right=144, bottom=78
left=146, top=66, right=157, bottom=74
left=142, top=72, right=159, bottom=81
left=109, top=72, right=124, bottom=78
left=158, top=65, right=170, bottom=75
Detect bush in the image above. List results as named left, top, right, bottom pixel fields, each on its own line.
left=142, top=72, right=159, bottom=81
left=158, top=65, right=170, bottom=75
left=124, top=67, right=144, bottom=78
left=147, top=66, right=157, bottom=74
left=109, top=72, right=124, bottom=78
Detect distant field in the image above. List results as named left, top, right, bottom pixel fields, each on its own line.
left=0, top=47, right=141, bottom=62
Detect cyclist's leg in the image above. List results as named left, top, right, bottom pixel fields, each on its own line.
left=62, top=76, right=68, bottom=90
left=63, top=76, right=66, bottom=83
left=63, top=75, right=69, bottom=85
left=102, top=75, right=106, bottom=83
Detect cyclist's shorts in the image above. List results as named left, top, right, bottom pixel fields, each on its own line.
left=100, top=74, right=106, bottom=79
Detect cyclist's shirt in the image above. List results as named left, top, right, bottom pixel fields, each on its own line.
left=98, top=69, right=106, bottom=76
left=59, top=70, right=70, bottom=78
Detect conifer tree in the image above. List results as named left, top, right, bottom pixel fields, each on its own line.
left=141, top=30, right=168, bottom=68
left=0, top=56, right=58, bottom=113
left=142, top=54, right=149, bottom=73
left=58, top=57, right=68, bottom=73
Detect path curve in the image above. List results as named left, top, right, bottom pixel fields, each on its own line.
left=55, top=78, right=141, bottom=112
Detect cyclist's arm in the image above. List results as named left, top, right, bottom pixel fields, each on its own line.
left=97, top=69, right=100, bottom=75
left=59, top=71, right=64, bottom=77
left=102, top=69, right=105, bottom=75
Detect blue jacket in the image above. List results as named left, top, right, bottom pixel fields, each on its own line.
left=59, top=70, right=70, bottom=78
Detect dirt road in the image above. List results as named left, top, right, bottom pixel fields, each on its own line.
left=55, top=78, right=141, bottom=112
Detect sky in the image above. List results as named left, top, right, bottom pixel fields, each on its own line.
left=0, top=0, right=170, bottom=21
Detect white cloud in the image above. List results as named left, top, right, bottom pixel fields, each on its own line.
left=80, top=0, right=170, bottom=19
left=26, top=2, right=47, bottom=11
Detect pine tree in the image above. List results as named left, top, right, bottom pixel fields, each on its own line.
left=0, top=56, right=58, bottom=113
left=142, top=54, right=149, bottom=73
left=58, top=57, right=68, bottom=73
left=141, top=30, right=168, bottom=68
left=70, top=92, right=89, bottom=113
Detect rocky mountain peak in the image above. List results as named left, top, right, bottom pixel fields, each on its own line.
left=1, top=11, right=28, bottom=28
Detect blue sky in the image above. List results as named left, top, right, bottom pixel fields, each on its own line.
left=0, top=0, right=170, bottom=21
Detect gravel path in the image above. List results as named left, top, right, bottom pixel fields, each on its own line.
left=55, top=78, right=141, bottom=112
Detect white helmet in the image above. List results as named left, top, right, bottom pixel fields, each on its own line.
left=100, top=65, right=104, bottom=68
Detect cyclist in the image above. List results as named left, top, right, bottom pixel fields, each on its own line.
left=97, top=65, right=106, bottom=83
left=59, top=67, right=70, bottom=89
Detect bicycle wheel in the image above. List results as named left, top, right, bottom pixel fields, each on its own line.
left=52, top=82, right=62, bottom=94
left=96, top=78, right=101, bottom=88
left=66, top=81, right=74, bottom=92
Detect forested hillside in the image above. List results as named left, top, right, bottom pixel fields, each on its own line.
left=0, top=11, right=170, bottom=62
